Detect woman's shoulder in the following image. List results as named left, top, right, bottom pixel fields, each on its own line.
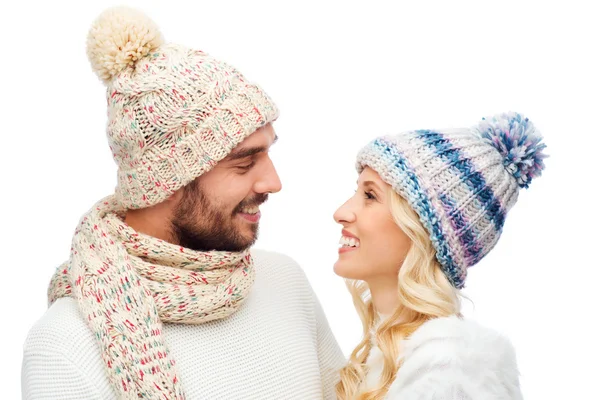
left=404, top=315, right=517, bottom=360
left=387, top=316, right=522, bottom=399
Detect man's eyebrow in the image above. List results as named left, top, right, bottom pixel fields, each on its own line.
left=225, top=147, right=266, bottom=161
left=225, top=134, right=278, bottom=161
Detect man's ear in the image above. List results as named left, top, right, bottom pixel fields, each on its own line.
left=167, top=185, right=186, bottom=204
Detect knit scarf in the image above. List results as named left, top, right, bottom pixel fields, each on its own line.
left=48, top=196, right=255, bottom=399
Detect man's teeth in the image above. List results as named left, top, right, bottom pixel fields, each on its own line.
left=241, top=206, right=260, bottom=214
left=339, top=236, right=360, bottom=248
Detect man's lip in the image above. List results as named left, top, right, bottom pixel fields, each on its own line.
left=238, top=211, right=261, bottom=223
left=342, top=229, right=359, bottom=239
left=234, top=204, right=263, bottom=214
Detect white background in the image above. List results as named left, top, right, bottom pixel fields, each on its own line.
left=1, top=0, right=599, bottom=398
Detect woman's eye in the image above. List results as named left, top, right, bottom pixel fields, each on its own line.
left=364, top=191, right=376, bottom=200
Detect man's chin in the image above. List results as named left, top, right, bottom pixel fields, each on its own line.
left=237, top=223, right=259, bottom=248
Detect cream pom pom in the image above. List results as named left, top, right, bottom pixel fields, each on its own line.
left=86, top=7, right=164, bottom=84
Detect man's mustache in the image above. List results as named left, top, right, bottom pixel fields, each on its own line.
left=233, top=194, right=269, bottom=213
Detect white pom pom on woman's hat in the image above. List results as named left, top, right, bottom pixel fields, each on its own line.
left=476, top=112, right=548, bottom=189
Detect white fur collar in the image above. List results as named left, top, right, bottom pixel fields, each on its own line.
left=362, top=316, right=522, bottom=399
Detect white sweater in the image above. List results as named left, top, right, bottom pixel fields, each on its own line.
left=363, top=316, right=523, bottom=399
left=22, top=250, right=346, bottom=400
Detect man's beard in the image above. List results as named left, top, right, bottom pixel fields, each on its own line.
left=171, top=180, right=268, bottom=252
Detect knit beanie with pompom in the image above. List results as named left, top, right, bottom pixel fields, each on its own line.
left=356, top=112, right=547, bottom=288
left=87, top=6, right=279, bottom=209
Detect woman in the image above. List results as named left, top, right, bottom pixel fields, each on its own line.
left=333, top=112, right=546, bottom=399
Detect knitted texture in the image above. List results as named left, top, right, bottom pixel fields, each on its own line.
left=25, top=251, right=346, bottom=400
left=87, top=7, right=279, bottom=209
left=356, top=112, right=547, bottom=288
left=48, top=196, right=255, bottom=399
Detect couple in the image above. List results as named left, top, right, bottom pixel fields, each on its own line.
left=22, top=7, right=545, bottom=400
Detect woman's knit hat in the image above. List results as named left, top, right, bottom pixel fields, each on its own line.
left=87, top=7, right=279, bottom=209
left=356, top=112, right=547, bottom=288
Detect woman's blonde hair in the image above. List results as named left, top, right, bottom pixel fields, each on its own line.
left=335, top=188, right=462, bottom=400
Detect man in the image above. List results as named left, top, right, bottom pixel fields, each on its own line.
left=22, top=6, right=344, bottom=399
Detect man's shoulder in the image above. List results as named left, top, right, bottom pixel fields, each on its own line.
left=23, top=297, right=96, bottom=356
left=22, top=298, right=113, bottom=399
left=251, top=249, right=308, bottom=280
left=250, top=249, right=321, bottom=306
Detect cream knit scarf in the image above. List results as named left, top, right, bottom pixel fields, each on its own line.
left=48, top=196, right=255, bottom=399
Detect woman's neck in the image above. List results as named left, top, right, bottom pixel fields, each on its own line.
left=367, top=275, right=400, bottom=316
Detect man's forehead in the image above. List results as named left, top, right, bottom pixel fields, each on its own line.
left=224, top=124, right=277, bottom=160
left=241, top=124, right=276, bottom=145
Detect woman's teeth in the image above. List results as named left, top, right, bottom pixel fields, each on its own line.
left=241, top=206, right=260, bottom=214
left=339, top=236, right=360, bottom=248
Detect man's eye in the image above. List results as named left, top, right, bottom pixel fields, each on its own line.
left=237, top=162, right=255, bottom=171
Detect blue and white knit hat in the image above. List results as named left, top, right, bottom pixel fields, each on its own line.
left=356, top=112, right=547, bottom=288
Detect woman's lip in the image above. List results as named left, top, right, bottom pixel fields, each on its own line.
left=342, top=229, right=359, bottom=239
left=338, top=246, right=358, bottom=254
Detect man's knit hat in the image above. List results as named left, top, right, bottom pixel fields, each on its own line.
left=356, top=112, right=547, bottom=288
left=87, top=7, right=279, bottom=209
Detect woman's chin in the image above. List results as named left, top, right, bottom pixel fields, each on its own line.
left=333, top=260, right=362, bottom=280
